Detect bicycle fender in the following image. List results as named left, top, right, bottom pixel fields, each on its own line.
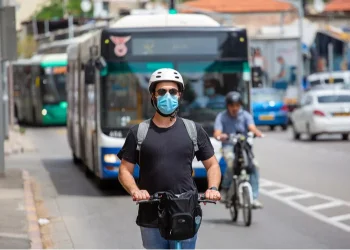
left=238, top=182, right=253, bottom=204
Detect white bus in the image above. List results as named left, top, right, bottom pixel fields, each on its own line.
left=66, top=13, right=251, bottom=187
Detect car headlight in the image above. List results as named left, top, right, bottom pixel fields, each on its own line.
left=104, top=154, right=119, bottom=163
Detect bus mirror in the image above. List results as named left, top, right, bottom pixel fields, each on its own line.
left=85, top=60, right=95, bottom=85
left=95, top=57, right=107, bottom=71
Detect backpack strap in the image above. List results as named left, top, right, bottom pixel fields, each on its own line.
left=136, top=119, right=151, bottom=151
left=181, top=118, right=199, bottom=152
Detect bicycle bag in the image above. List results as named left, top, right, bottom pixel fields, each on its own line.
left=157, top=190, right=202, bottom=241
left=234, top=142, right=254, bottom=175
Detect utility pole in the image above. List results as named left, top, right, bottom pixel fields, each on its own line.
left=169, top=0, right=175, bottom=10
left=0, top=0, right=5, bottom=176
left=0, top=3, right=17, bottom=176
left=169, top=0, right=177, bottom=13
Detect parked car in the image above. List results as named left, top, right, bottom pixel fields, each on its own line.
left=307, top=71, right=350, bottom=88
left=290, top=89, right=350, bottom=141
left=251, top=88, right=289, bottom=131
left=308, top=83, right=344, bottom=91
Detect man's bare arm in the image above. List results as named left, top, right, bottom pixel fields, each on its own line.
left=118, top=159, right=139, bottom=195
left=248, top=124, right=263, bottom=137
left=202, top=155, right=221, bottom=189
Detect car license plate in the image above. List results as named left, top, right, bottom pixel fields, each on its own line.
left=333, top=112, right=350, bottom=117
left=259, top=115, right=274, bottom=120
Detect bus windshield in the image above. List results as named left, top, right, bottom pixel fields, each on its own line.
left=100, top=61, right=249, bottom=136
left=42, top=66, right=67, bottom=104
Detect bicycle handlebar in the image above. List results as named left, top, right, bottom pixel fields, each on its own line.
left=226, top=132, right=265, bottom=143
left=135, top=192, right=217, bottom=205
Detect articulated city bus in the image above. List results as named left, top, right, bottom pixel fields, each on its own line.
left=37, top=39, right=75, bottom=54
left=11, top=53, right=68, bottom=125
left=66, top=13, right=251, bottom=187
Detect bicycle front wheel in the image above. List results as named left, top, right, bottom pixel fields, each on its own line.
left=242, top=186, right=252, bottom=226
left=229, top=193, right=238, bottom=222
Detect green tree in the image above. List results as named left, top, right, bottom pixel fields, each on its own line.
left=17, top=35, right=37, bottom=58
left=34, top=0, right=93, bottom=20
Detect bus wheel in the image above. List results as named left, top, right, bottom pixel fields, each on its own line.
left=72, top=153, right=80, bottom=165
left=84, top=165, right=94, bottom=178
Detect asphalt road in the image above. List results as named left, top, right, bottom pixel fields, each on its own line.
left=21, top=126, right=350, bottom=248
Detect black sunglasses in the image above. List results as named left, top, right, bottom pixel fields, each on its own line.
left=156, top=88, right=179, bottom=96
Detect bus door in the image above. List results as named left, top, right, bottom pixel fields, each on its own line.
left=72, top=60, right=81, bottom=159
left=31, top=66, right=42, bottom=124
left=79, top=59, right=86, bottom=164
left=12, top=65, right=22, bottom=122
left=23, top=66, right=33, bottom=123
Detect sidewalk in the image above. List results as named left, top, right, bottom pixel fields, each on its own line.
left=0, top=127, right=42, bottom=249
left=0, top=168, right=31, bottom=248
left=4, top=125, right=36, bottom=156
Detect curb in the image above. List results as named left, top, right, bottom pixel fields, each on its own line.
left=22, top=170, right=43, bottom=250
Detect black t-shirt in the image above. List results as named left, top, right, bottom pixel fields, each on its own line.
left=117, top=116, right=215, bottom=228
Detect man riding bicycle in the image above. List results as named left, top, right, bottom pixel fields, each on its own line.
left=117, top=68, right=222, bottom=249
left=213, top=91, right=264, bottom=209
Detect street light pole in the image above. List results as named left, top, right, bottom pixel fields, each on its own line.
left=0, top=0, right=4, bottom=176
left=296, top=0, right=304, bottom=103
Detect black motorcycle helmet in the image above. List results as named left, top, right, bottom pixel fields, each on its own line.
left=225, top=91, right=242, bottom=105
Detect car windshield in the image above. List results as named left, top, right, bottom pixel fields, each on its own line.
left=41, top=67, right=67, bottom=104
left=100, top=61, right=249, bottom=136
left=251, top=90, right=283, bottom=102
left=310, top=84, right=344, bottom=90
left=317, top=95, right=350, bottom=103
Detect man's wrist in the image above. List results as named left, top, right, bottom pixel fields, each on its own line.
left=208, top=186, right=218, bottom=191
left=130, top=188, right=140, bottom=195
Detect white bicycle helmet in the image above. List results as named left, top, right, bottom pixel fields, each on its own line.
left=148, top=68, right=185, bottom=93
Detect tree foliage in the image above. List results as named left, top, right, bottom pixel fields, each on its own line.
left=17, top=35, right=37, bottom=58
left=34, top=0, right=93, bottom=20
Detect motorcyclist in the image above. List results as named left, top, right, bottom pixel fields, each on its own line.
left=213, top=91, right=264, bottom=208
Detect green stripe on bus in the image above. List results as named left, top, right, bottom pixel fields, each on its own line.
left=104, top=61, right=248, bottom=74
left=178, top=61, right=245, bottom=73
left=41, top=61, right=68, bottom=67
left=243, top=62, right=250, bottom=73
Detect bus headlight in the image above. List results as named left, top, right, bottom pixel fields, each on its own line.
left=104, top=154, right=119, bottom=163
left=42, top=109, right=47, bottom=116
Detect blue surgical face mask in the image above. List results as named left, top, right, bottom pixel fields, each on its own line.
left=156, top=93, right=179, bottom=115
left=205, top=87, right=215, bottom=96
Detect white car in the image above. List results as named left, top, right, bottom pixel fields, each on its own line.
left=291, top=89, right=350, bottom=141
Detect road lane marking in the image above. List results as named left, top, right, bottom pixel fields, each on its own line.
left=56, top=129, right=66, bottom=134
left=330, top=213, right=350, bottom=222
left=285, top=193, right=314, bottom=201
left=260, top=180, right=275, bottom=187
left=308, top=201, right=343, bottom=211
left=269, top=187, right=295, bottom=195
left=261, top=178, right=350, bottom=233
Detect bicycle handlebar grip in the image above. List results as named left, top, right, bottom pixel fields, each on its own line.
left=198, top=194, right=217, bottom=204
